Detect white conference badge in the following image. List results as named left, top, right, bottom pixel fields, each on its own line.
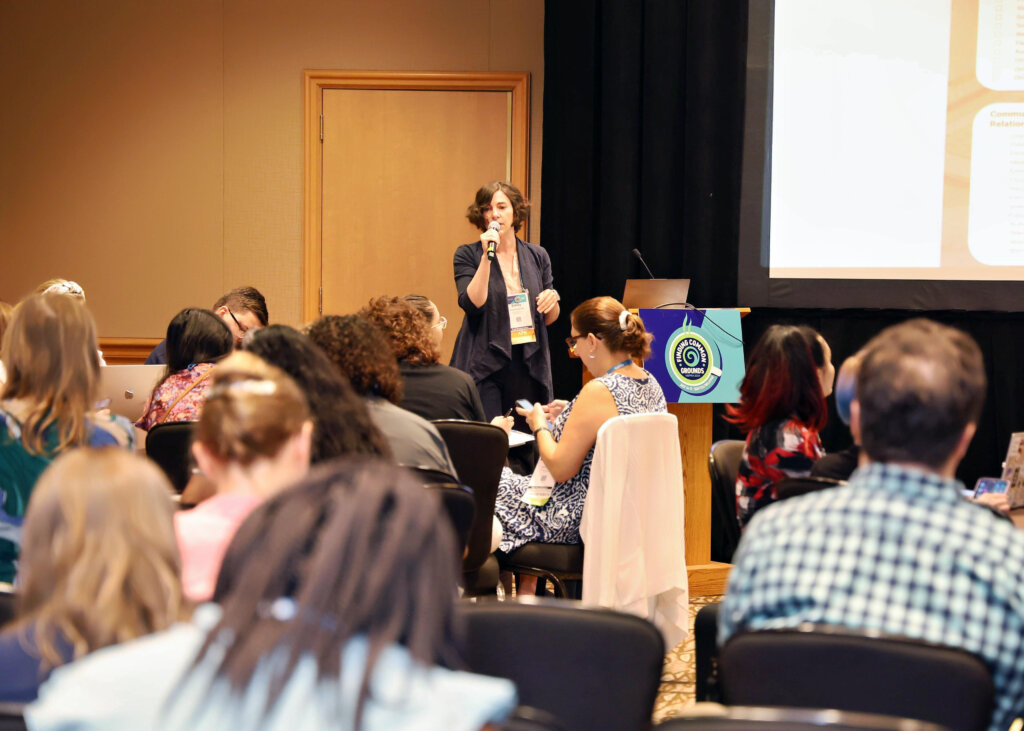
left=508, top=289, right=537, bottom=345
left=522, top=458, right=555, bottom=506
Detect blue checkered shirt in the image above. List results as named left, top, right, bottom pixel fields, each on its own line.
left=720, top=462, right=1024, bottom=731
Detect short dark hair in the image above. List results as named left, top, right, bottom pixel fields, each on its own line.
left=165, top=308, right=233, bottom=375
left=242, top=325, right=392, bottom=461
left=725, top=324, right=828, bottom=434
left=305, top=315, right=403, bottom=404
left=856, top=318, right=985, bottom=468
left=212, top=286, right=269, bottom=327
left=465, top=181, right=530, bottom=232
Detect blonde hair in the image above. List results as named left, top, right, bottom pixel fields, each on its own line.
left=197, top=352, right=310, bottom=466
left=33, top=278, right=86, bottom=300
left=16, top=448, right=186, bottom=670
left=0, top=293, right=101, bottom=455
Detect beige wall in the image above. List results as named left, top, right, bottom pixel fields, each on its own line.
left=0, top=0, right=544, bottom=337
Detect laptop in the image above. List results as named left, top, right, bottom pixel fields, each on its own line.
left=97, top=365, right=165, bottom=422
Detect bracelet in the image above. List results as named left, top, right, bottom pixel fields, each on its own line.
left=532, top=426, right=550, bottom=437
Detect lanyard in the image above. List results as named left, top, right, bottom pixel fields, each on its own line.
left=606, top=358, right=633, bottom=375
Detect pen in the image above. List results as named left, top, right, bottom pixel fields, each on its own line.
left=504, top=407, right=513, bottom=418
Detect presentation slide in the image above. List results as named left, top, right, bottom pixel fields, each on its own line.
left=768, top=0, right=1024, bottom=281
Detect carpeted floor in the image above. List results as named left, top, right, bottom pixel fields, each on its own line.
left=652, top=593, right=724, bottom=724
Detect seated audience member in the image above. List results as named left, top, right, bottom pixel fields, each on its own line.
left=27, top=458, right=517, bottom=730
left=0, top=294, right=128, bottom=584
left=33, top=279, right=107, bottom=365
left=176, top=352, right=312, bottom=602
left=361, top=295, right=486, bottom=422
left=0, top=449, right=186, bottom=702
left=242, top=325, right=391, bottom=462
left=136, top=308, right=232, bottom=431
left=0, top=301, right=11, bottom=386
left=719, top=319, right=1024, bottom=731
left=145, top=286, right=269, bottom=364
left=493, top=297, right=666, bottom=593
left=811, top=349, right=1011, bottom=515
left=306, top=315, right=458, bottom=477
left=726, top=325, right=834, bottom=527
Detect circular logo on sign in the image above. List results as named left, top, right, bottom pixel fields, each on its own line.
left=665, top=328, right=723, bottom=396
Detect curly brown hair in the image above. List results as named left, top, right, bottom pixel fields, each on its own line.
left=358, top=296, right=440, bottom=366
left=306, top=315, right=403, bottom=404
left=465, top=181, right=530, bottom=232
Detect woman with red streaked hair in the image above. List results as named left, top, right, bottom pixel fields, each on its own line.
left=726, top=324, right=834, bottom=527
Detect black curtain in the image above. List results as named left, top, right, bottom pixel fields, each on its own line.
left=541, top=0, right=1024, bottom=487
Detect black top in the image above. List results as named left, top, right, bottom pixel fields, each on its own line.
left=811, top=445, right=860, bottom=481
left=399, top=362, right=487, bottom=422
left=449, top=237, right=554, bottom=402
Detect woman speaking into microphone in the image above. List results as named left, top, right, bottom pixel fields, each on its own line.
left=451, top=181, right=560, bottom=422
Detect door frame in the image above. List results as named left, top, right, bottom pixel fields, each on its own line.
left=302, top=70, right=531, bottom=323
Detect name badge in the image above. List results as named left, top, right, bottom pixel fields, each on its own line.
left=522, top=459, right=555, bottom=506
left=508, top=290, right=537, bottom=345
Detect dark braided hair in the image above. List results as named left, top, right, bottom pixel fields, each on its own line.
left=191, top=457, right=462, bottom=727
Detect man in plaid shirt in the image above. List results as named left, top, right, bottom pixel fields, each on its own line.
left=720, top=319, right=1024, bottom=730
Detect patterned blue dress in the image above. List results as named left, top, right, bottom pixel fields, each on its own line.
left=495, top=370, right=667, bottom=553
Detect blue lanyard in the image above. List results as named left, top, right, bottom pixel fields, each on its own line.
left=606, top=358, right=633, bottom=374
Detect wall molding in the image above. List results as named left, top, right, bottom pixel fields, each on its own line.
left=99, top=337, right=161, bottom=365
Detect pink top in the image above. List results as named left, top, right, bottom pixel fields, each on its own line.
left=174, top=493, right=264, bottom=602
left=135, top=363, right=216, bottom=431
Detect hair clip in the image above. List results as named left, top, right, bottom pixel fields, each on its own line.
left=43, top=280, right=85, bottom=297
left=210, top=379, right=277, bottom=398
left=618, top=310, right=630, bottom=331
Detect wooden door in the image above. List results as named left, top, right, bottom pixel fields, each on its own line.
left=304, top=72, right=530, bottom=366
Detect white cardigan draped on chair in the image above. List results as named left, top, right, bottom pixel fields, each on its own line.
left=579, top=412, right=690, bottom=648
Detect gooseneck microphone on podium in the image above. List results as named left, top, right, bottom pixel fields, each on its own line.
left=487, top=221, right=501, bottom=260
left=632, top=248, right=656, bottom=279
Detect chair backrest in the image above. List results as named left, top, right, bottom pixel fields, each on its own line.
left=582, top=412, right=688, bottom=648
left=432, top=420, right=508, bottom=571
left=775, top=476, right=844, bottom=501
left=459, top=600, right=665, bottom=731
left=0, top=590, right=15, bottom=631
left=708, top=439, right=744, bottom=562
left=654, top=705, right=947, bottom=730
left=0, top=705, right=26, bottom=731
left=144, top=421, right=198, bottom=493
left=719, top=627, right=995, bottom=731
left=422, top=483, right=476, bottom=556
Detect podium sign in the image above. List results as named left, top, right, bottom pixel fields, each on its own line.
left=640, top=308, right=745, bottom=404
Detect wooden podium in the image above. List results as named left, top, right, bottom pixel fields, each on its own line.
left=620, top=280, right=742, bottom=597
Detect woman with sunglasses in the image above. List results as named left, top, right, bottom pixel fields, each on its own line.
left=361, top=295, right=485, bottom=422
left=493, top=296, right=666, bottom=594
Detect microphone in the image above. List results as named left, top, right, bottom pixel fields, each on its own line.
left=632, top=248, right=656, bottom=279
left=487, top=221, right=503, bottom=260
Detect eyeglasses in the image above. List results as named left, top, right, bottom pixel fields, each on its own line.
left=432, top=315, right=448, bottom=330
left=565, top=334, right=582, bottom=352
left=226, top=309, right=249, bottom=335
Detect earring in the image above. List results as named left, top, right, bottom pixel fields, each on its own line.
left=588, top=351, right=596, bottom=359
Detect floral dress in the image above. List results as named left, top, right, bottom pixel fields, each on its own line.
left=135, top=363, right=215, bottom=431
left=495, top=370, right=667, bottom=553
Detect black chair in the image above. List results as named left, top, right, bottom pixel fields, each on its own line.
left=0, top=590, right=15, bottom=630
left=0, top=705, right=26, bottom=731
left=708, top=440, right=744, bottom=563
left=775, top=476, right=845, bottom=501
left=501, top=542, right=583, bottom=598
left=460, top=600, right=665, bottom=731
left=144, top=421, right=198, bottom=493
left=655, top=705, right=946, bottom=730
left=719, top=626, right=994, bottom=731
left=694, top=602, right=722, bottom=702
left=432, top=420, right=509, bottom=595
left=423, top=482, right=476, bottom=557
